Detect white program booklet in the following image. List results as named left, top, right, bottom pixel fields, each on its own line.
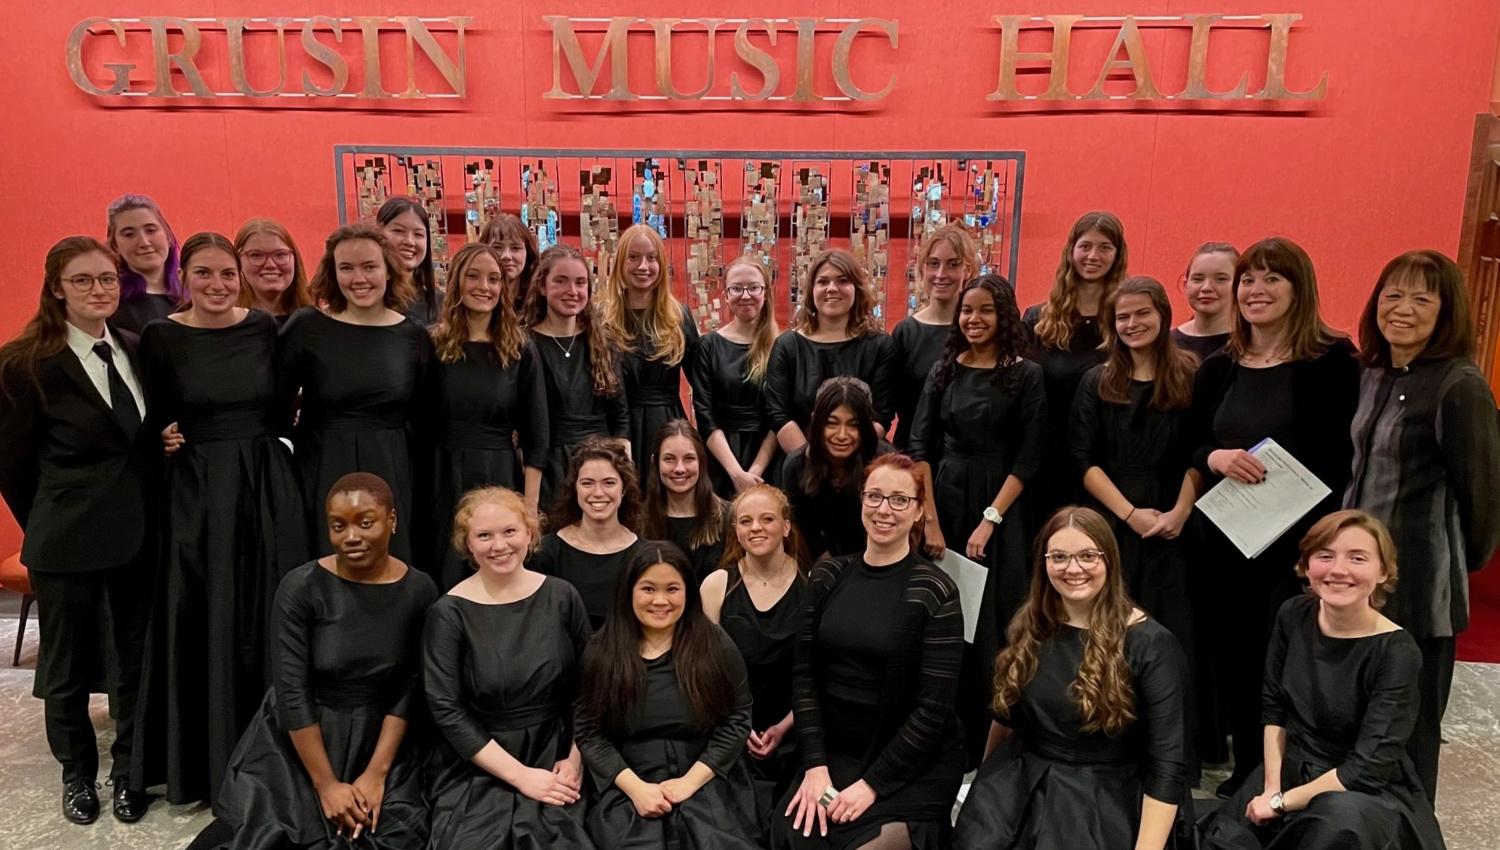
left=1196, top=437, right=1331, bottom=559
left=933, top=548, right=987, bottom=643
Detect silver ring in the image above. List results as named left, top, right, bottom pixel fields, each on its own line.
left=817, top=786, right=837, bottom=807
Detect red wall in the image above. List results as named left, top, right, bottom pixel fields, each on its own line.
left=2, top=1, right=1498, bottom=555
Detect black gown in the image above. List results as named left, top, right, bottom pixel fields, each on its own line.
left=111, top=292, right=178, bottom=335
left=422, top=578, right=596, bottom=850
left=689, top=332, right=777, bottom=496
left=765, top=331, right=900, bottom=434
left=889, top=316, right=950, bottom=451
left=1170, top=328, right=1230, bottom=364
left=621, top=305, right=699, bottom=481
left=781, top=443, right=893, bottom=561
left=430, top=340, right=549, bottom=589
left=575, top=630, right=761, bottom=850
left=717, top=565, right=808, bottom=828
left=132, top=311, right=309, bottom=805
left=202, top=562, right=438, bottom=850
left=954, top=618, right=1189, bottom=850
left=276, top=308, right=433, bottom=565
left=1021, top=305, right=1106, bottom=522
left=1200, top=596, right=1446, bottom=850
left=666, top=512, right=730, bottom=584
left=531, top=332, right=629, bottom=510
left=531, top=533, right=646, bottom=629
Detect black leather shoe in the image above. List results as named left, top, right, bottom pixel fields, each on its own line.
left=111, top=781, right=151, bottom=823
left=62, top=779, right=100, bottom=825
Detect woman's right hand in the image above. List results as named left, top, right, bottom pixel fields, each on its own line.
left=730, top=467, right=763, bottom=493
left=512, top=765, right=582, bottom=807
left=921, top=517, right=946, bottom=559
left=623, top=779, right=673, bottom=818
left=1125, top=507, right=1161, bottom=538
left=785, top=765, right=832, bottom=838
left=161, top=422, right=185, bottom=456
left=314, top=780, right=369, bottom=836
left=1208, top=448, right=1266, bottom=484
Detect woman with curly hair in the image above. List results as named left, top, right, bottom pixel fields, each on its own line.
left=891, top=225, right=977, bottom=450
left=955, top=506, right=1188, bottom=850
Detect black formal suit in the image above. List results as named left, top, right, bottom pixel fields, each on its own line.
left=0, top=329, right=159, bottom=787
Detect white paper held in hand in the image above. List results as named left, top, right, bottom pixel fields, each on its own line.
left=933, top=549, right=986, bottom=643
left=1195, top=437, right=1330, bottom=559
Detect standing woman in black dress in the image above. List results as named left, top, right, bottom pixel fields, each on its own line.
left=478, top=212, right=539, bottom=314
left=1187, top=236, right=1359, bottom=796
left=641, top=420, right=730, bottom=583
left=1022, top=211, right=1128, bottom=520
left=599, top=223, right=700, bottom=481
left=575, top=542, right=761, bottom=849
left=908, top=274, right=1045, bottom=764
left=954, top=507, right=1188, bottom=850
left=1172, top=243, right=1237, bottom=363
left=189, top=473, right=438, bottom=850
left=702, top=483, right=809, bottom=831
left=523, top=245, right=629, bottom=507
left=235, top=217, right=313, bottom=325
left=689, top=255, right=781, bottom=496
left=1201, top=510, right=1447, bottom=850
left=0, top=236, right=155, bottom=824
left=423, top=486, right=594, bottom=850
left=106, top=193, right=183, bottom=334
left=378, top=197, right=441, bottom=327
left=428, top=242, right=548, bottom=590
left=1070, top=276, right=1199, bottom=658
left=277, top=223, right=434, bottom=566
left=1345, top=250, right=1500, bottom=802
left=132, top=232, right=307, bottom=807
left=783, top=377, right=892, bottom=561
left=779, top=454, right=965, bottom=850
left=533, top=437, right=646, bottom=628
left=766, top=249, right=899, bottom=452
left=891, top=225, right=976, bottom=450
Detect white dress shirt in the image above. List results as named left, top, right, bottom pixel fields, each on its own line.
left=64, top=320, right=145, bottom=420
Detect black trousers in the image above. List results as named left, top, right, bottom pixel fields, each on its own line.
left=30, top=561, right=153, bottom=786
left=1408, top=636, right=1455, bottom=804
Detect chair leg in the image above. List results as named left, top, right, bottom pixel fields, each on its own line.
left=13, top=593, right=32, bottom=667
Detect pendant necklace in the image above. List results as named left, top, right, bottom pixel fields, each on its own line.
left=550, top=332, right=577, bottom=358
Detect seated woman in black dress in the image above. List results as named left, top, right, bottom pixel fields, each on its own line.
left=702, top=483, right=809, bottom=828
left=423, top=486, right=594, bottom=849
left=783, top=376, right=892, bottom=561
left=954, top=506, right=1188, bottom=850
left=641, top=419, right=730, bottom=583
left=575, top=542, right=761, bottom=849
left=190, top=473, right=438, bottom=850
left=1201, top=510, right=1447, bottom=850
left=532, top=437, right=646, bottom=628
left=779, top=454, right=965, bottom=850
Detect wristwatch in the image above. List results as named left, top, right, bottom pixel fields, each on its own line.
left=1269, top=793, right=1285, bottom=815
left=982, top=506, right=1003, bottom=525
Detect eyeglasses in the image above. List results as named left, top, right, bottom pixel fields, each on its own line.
left=61, top=274, right=121, bottom=293
left=242, top=250, right=294, bottom=266
left=1044, top=549, right=1105, bottom=569
left=726, top=284, right=765, bottom=297
left=861, top=490, right=915, bottom=511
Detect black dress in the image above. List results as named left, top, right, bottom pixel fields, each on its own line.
left=202, top=562, right=438, bottom=850
left=1021, top=306, right=1106, bottom=521
left=423, top=578, right=596, bottom=850
left=576, top=630, right=761, bottom=849
left=717, top=564, right=808, bottom=827
left=1200, top=596, right=1446, bottom=850
left=666, top=511, right=730, bottom=584
left=531, top=332, right=629, bottom=510
left=781, top=443, right=893, bottom=561
left=765, top=331, right=900, bottom=434
left=111, top=292, right=178, bottom=335
left=132, top=311, right=309, bottom=805
left=889, top=316, right=950, bottom=451
left=954, top=618, right=1190, bottom=850
left=532, top=533, right=647, bottom=629
left=403, top=286, right=441, bottom=329
left=621, top=305, right=699, bottom=481
left=276, top=308, right=433, bottom=565
left=689, top=332, right=776, bottom=496
left=1171, top=328, right=1230, bottom=364
left=430, top=340, right=549, bottom=589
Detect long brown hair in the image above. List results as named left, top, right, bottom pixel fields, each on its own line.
left=431, top=243, right=526, bottom=368
left=723, top=255, right=779, bottom=384
left=1228, top=237, right=1343, bottom=362
left=234, top=218, right=312, bottom=314
left=993, top=506, right=1138, bottom=736
left=800, top=376, right=881, bottom=496
left=1357, top=250, right=1474, bottom=368
left=0, top=237, right=118, bottom=399
left=640, top=420, right=727, bottom=549
left=309, top=224, right=415, bottom=313
left=1033, top=212, right=1128, bottom=350
left=1097, top=277, right=1196, bottom=411
left=598, top=224, right=688, bottom=365
left=546, top=436, right=641, bottom=532
left=793, top=249, right=881, bottom=338
left=721, top=483, right=808, bottom=571
left=478, top=212, right=539, bottom=311
left=376, top=197, right=437, bottom=307
left=523, top=244, right=621, bottom=396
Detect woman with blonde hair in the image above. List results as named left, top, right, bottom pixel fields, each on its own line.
left=235, top=218, right=313, bottom=323
left=891, top=225, right=977, bottom=450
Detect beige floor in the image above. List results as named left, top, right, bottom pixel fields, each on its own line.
left=0, top=617, right=1495, bottom=850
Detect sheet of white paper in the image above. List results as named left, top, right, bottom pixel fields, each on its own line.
left=1195, top=437, right=1331, bottom=559
left=933, top=549, right=986, bottom=643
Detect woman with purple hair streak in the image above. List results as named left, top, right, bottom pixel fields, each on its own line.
left=106, top=194, right=184, bottom=335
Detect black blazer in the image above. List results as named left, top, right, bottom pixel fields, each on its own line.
left=0, top=330, right=158, bottom=573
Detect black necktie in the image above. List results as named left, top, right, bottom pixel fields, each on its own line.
left=92, top=341, right=141, bottom=437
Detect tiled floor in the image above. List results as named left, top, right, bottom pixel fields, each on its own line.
left=0, top=614, right=1495, bottom=850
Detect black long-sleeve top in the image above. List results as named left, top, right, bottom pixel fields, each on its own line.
left=764, top=330, right=899, bottom=432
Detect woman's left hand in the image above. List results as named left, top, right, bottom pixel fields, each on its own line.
left=659, top=773, right=708, bottom=805
left=1145, top=507, right=1187, bottom=540
left=552, top=757, right=582, bottom=792
left=965, top=522, right=994, bottom=560
left=827, top=779, right=876, bottom=824
left=349, top=770, right=386, bottom=839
